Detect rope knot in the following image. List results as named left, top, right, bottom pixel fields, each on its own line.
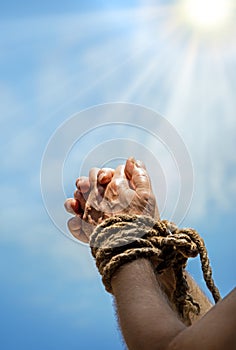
left=90, top=214, right=221, bottom=325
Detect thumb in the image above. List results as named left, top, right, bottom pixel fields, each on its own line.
left=125, top=157, right=152, bottom=197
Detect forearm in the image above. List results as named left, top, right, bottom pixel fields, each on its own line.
left=111, top=259, right=186, bottom=350
left=184, top=272, right=212, bottom=320
left=111, top=258, right=236, bottom=350
left=154, top=268, right=212, bottom=324
left=168, top=288, right=236, bottom=350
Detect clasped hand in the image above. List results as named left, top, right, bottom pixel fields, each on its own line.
left=64, top=157, right=159, bottom=243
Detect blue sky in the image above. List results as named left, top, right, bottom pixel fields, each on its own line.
left=1, top=1, right=236, bottom=349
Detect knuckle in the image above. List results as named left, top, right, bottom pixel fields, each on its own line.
left=140, top=190, right=155, bottom=204
left=140, top=190, right=151, bottom=201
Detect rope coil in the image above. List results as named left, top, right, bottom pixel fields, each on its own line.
left=90, top=214, right=221, bottom=324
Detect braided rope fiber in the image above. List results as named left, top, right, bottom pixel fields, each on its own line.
left=90, top=214, right=221, bottom=324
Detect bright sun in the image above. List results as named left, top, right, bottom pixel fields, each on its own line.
left=182, top=0, right=232, bottom=30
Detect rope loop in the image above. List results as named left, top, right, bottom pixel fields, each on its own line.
left=90, top=214, right=221, bottom=324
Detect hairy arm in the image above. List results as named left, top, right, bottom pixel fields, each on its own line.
left=111, top=259, right=236, bottom=350
left=65, top=158, right=234, bottom=349
left=184, top=272, right=212, bottom=320
left=156, top=268, right=212, bottom=324
left=112, top=259, right=185, bottom=350
left=168, top=287, right=236, bottom=350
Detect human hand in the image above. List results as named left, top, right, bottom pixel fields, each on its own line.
left=64, top=168, right=115, bottom=243
left=65, top=157, right=159, bottom=243
left=64, top=158, right=178, bottom=305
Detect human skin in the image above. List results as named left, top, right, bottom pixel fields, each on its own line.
left=111, top=259, right=236, bottom=350
left=64, top=157, right=236, bottom=348
left=65, top=158, right=212, bottom=318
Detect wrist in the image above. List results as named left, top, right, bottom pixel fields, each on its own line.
left=90, top=214, right=220, bottom=326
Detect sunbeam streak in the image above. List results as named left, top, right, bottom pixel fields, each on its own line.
left=1, top=4, right=236, bottom=347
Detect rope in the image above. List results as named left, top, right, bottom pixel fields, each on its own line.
left=90, top=214, right=221, bottom=324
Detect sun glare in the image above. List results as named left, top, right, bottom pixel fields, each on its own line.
left=182, top=0, right=232, bottom=30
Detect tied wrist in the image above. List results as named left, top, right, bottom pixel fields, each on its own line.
left=89, top=214, right=221, bottom=325
left=90, top=215, right=162, bottom=293
left=89, top=214, right=195, bottom=293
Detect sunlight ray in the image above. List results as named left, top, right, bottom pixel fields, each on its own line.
left=164, top=35, right=200, bottom=121
left=203, top=46, right=236, bottom=131
left=138, top=32, right=198, bottom=108
left=1, top=2, right=236, bottom=154
left=120, top=9, right=190, bottom=100
left=120, top=52, right=163, bottom=101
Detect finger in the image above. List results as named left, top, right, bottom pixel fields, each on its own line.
left=67, top=217, right=89, bottom=243
left=86, top=166, right=101, bottom=202
left=97, top=168, right=115, bottom=184
left=104, top=165, right=130, bottom=200
left=125, top=157, right=146, bottom=180
left=74, top=177, right=91, bottom=213
left=110, top=164, right=130, bottom=190
left=124, top=157, right=151, bottom=195
left=97, top=167, right=115, bottom=198
left=64, top=198, right=80, bottom=215
left=74, top=190, right=87, bottom=211
left=103, top=164, right=135, bottom=216
left=75, top=176, right=90, bottom=193
left=89, top=167, right=100, bottom=190
left=83, top=167, right=102, bottom=221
